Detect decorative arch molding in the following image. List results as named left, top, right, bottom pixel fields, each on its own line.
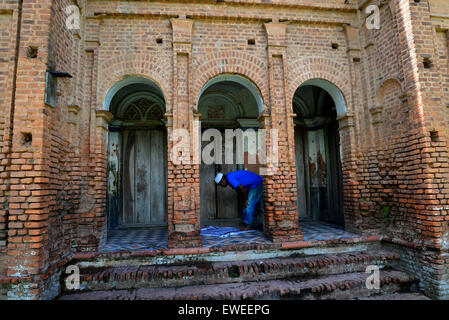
left=193, top=51, right=269, bottom=111
left=287, top=57, right=351, bottom=118
left=98, top=54, right=172, bottom=111
left=115, top=92, right=165, bottom=122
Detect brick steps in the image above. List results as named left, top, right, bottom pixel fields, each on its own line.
left=356, top=293, right=430, bottom=300
left=58, top=270, right=418, bottom=300
left=64, top=249, right=399, bottom=292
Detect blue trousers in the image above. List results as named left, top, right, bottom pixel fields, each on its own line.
left=242, top=184, right=263, bottom=226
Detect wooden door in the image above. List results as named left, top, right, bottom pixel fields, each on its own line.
left=121, top=129, right=167, bottom=226
left=216, top=162, right=242, bottom=220
left=200, top=162, right=217, bottom=221
left=325, top=120, right=345, bottom=225
left=200, top=130, right=242, bottom=224
left=295, top=127, right=310, bottom=218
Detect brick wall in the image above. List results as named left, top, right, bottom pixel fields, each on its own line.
left=0, top=0, right=449, bottom=299
left=4, top=0, right=54, bottom=299
left=0, top=0, right=18, bottom=251
left=350, top=0, right=449, bottom=298
left=1, top=0, right=80, bottom=299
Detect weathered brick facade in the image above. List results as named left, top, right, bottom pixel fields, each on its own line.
left=0, top=0, right=448, bottom=299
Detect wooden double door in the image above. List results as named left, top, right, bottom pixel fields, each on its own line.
left=200, top=163, right=244, bottom=225
left=294, top=121, right=344, bottom=225
left=200, top=130, right=244, bottom=225
left=120, top=129, right=167, bottom=227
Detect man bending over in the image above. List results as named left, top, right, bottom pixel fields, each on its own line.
left=215, top=170, right=263, bottom=230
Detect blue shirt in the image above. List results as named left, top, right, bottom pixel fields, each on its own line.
left=226, top=170, right=263, bottom=190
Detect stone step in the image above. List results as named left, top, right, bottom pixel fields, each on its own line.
left=356, top=292, right=430, bottom=300
left=58, top=270, right=418, bottom=300
left=62, top=250, right=399, bottom=292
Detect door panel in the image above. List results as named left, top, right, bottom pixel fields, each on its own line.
left=121, top=129, right=167, bottom=226
left=200, top=163, right=217, bottom=221
left=122, top=130, right=136, bottom=224
left=149, top=130, right=167, bottom=225
left=295, top=127, right=309, bottom=218
left=216, top=164, right=240, bottom=220
left=135, top=131, right=152, bottom=225
left=325, top=121, right=345, bottom=225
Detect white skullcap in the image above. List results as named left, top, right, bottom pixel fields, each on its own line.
left=215, top=173, right=224, bottom=184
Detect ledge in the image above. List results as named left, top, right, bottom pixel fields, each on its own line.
left=73, top=234, right=384, bottom=261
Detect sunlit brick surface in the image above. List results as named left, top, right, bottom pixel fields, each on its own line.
left=0, top=0, right=448, bottom=300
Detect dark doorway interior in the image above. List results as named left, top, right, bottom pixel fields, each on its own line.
left=198, top=80, right=260, bottom=227
left=293, top=85, right=344, bottom=226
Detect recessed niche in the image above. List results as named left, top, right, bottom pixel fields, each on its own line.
left=248, top=39, right=255, bottom=45
left=423, top=57, right=433, bottom=69
left=27, top=46, right=38, bottom=59
left=156, top=38, right=163, bottom=44
left=430, top=130, right=439, bottom=143
left=21, top=132, right=32, bottom=146
left=331, top=43, right=339, bottom=50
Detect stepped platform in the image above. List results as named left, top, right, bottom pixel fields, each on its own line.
left=58, top=235, right=427, bottom=300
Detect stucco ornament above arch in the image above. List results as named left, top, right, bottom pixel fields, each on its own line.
left=198, top=91, right=244, bottom=119
left=287, top=57, right=351, bottom=118
left=99, top=54, right=172, bottom=111
left=193, top=51, right=269, bottom=111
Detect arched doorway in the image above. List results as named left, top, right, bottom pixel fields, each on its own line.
left=293, top=81, right=345, bottom=226
left=106, top=77, right=167, bottom=228
left=198, top=75, right=262, bottom=227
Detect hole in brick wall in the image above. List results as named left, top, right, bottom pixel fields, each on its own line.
left=414, top=0, right=421, bottom=3
left=156, top=38, right=163, bottom=44
left=27, top=46, right=38, bottom=59
left=248, top=39, right=255, bottom=45
left=331, top=43, right=339, bottom=50
left=430, top=130, right=439, bottom=143
left=423, top=57, right=433, bottom=69
left=21, top=132, right=32, bottom=146
left=353, top=57, right=361, bottom=63
left=228, top=265, right=240, bottom=278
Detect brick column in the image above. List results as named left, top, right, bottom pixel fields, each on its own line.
left=5, top=0, right=55, bottom=299
left=335, top=112, right=358, bottom=232
left=167, top=18, right=201, bottom=248
left=338, top=25, right=364, bottom=234
left=93, top=110, right=113, bottom=248
left=263, top=22, right=303, bottom=243
left=0, top=0, right=21, bottom=252
left=76, top=37, right=100, bottom=251
left=390, top=0, right=449, bottom=299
